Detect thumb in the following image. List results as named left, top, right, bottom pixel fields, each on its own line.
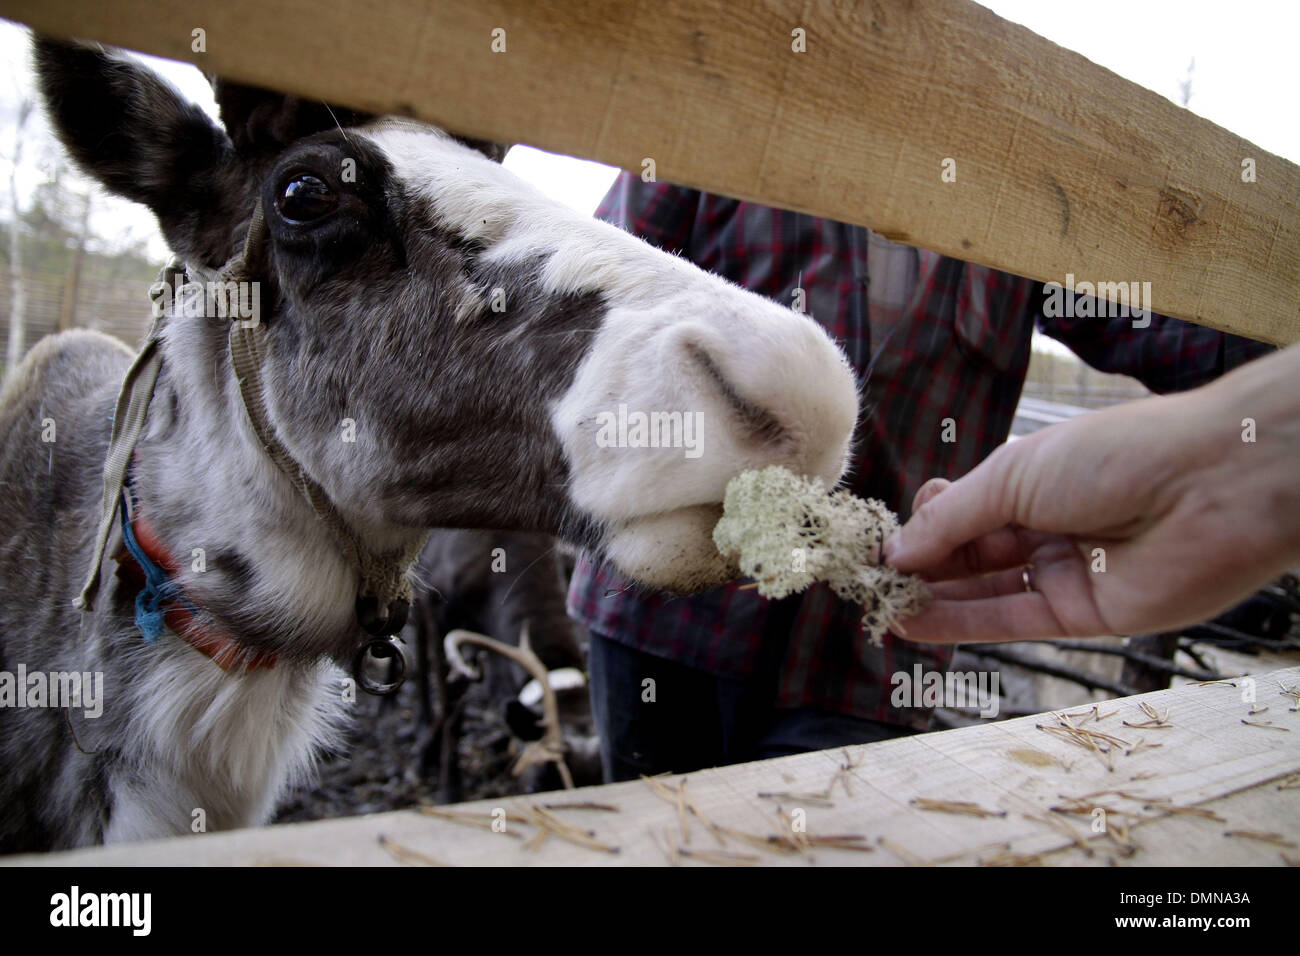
left=910, top=477, right=951, bottom=515
left=883, top=477, right=951, bottom=566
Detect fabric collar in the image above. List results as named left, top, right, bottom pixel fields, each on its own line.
left=117, top=483, right=277, bottom=673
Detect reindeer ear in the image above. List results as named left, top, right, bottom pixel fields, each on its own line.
left=33, top=35, right=249, bottom=269
left=216, top=78, right=509, bottom=164
left=457, top=136, right=509, bottom=164
left=214, top=81, right=375, bottom=166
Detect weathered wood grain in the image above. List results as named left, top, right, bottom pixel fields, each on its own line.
left=1, top=0, right=1295, bottom=343
left=8, top=665, right=1296, bottom=866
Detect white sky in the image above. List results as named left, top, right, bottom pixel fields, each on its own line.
left=1, top=1, right=1295, bottom=265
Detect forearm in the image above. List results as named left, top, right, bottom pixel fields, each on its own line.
left=1188, top=341, right=1300, bottom=567
left=1200, top=338, right=1300, bottom=412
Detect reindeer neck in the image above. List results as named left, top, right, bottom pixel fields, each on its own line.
left=122, top=315, right=381, bottom=666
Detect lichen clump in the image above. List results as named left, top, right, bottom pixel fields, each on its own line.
left=712, top=465, right=929, bottom=646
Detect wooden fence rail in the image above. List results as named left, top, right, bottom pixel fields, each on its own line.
left=0, top=0, right=1296, bottom=344
left=8, top=665, right=1297, bottom=866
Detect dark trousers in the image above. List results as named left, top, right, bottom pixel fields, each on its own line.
left=587, top=630, right=917, bottom=783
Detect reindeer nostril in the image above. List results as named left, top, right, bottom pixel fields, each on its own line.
left=684, top=342, right=788, bottom=448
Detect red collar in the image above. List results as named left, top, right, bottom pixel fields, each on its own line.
left=115, top=501, right=277, bottom=673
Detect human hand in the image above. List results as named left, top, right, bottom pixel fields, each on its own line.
left=883, top=346, right=1300, bottom=643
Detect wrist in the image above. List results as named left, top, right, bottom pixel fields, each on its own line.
left=1196, top=349, right=1300, bottom=567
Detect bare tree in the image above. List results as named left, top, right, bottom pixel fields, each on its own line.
left=5, top=97, right=32, bottom=379
left=1179, top=57, right=1196, bottom=108
left=56, top=189, right=92, bottom=332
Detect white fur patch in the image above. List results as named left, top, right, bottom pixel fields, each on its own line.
left=362, top=123, right=860, bottom=591
left=104, top=639, right=343, bottom=842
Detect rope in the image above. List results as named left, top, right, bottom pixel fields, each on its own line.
left=118, top=485, right=185, bottom=642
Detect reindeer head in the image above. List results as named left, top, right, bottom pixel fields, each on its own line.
left=34, top=36, right=858, bottom=598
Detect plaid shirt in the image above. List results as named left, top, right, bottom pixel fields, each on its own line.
left=568, top=174, right=1272, bottom=729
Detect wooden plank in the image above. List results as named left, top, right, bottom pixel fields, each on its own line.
left=8, top=664, right=1297, bottom=866
left=0, top=0, right=1295, bottom=344
left=1039, top=779, right=1300, bottom=867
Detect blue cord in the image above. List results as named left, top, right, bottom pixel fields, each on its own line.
left=118, top=489, right=187, bottom=643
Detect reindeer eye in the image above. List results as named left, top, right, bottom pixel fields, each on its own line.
left=277, top=174, right=337, bottom=224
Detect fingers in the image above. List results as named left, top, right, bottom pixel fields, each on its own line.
left=908, top=526, right=1038, bottom=582
left=895, top=593, right=1069, bottom=644
left=885, top=448, right=1022, bottom=574
left=910, top=477, right=950, bottom=514
left=925, top=565, right=1033, bottom=601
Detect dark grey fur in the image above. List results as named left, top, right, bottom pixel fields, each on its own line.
left=0, top=38, right=606, bottom=850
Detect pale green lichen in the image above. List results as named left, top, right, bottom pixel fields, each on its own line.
left=713, top=465, right=929, bottom=646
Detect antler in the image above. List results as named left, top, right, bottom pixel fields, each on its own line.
left=443, top=624, right=575, bottom=790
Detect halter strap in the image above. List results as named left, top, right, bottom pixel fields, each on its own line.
left=76, top=203, right=421, bottom=645
left=73, top=265, right=179, bottom=613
